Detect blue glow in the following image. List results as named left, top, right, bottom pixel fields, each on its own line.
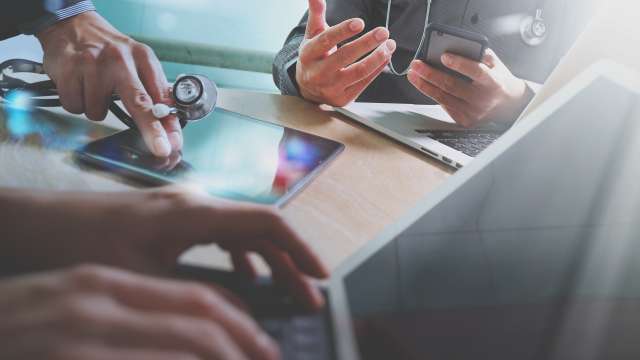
left=4, top=91, right=36, bottom=138
left=286, top=137, right=318, bottom=167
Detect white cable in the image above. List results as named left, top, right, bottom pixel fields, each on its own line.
left=385, top=0, right=433, bottom=76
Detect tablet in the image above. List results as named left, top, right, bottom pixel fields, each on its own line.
left=75, top=108, right=344, bottom=206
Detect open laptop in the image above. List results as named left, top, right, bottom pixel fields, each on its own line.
left=182, top=61, right=640, bottom=359
left=336, top=102, right=505, bottom=169
left=335, top=56, right=577, bottom=169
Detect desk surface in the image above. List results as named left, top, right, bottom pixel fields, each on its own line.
left=0, top=90, right=452, bottom=271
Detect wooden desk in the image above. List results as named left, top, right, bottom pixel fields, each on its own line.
left=0, top=90, right=452, bottom=271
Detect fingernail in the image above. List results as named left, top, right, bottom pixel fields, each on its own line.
left=349, top=19, right=363, bottom=31
left=168, top=131, right=183, bottom=150
left=374, top=27, right=389, bottom=41
left=442, top=53, right=451, bottom=65
left=153, top=136, right=171, bottom=157
left=385, top=39, right=396, bottom=52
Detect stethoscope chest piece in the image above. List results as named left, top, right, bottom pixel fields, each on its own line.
left=521, top=9, right=548, bottom=47
left=172, top=74, right=217, bottom=122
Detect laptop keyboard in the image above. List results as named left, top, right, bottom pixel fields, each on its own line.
left=415, top=129, right=502, bottom=157
left=259, top=314, right=331, bottom=360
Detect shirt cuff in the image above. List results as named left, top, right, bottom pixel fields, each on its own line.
left=283, top=57, right=302, bottom=96
left=20, top=1, right=96, bottom=35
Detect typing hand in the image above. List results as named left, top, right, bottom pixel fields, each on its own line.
left=0, top=266, right=280, bottom=360
left=296, top=0, right=396, bottom=107
left=36, top=11, right=181, bottom=157
left=0, top=188, right=329, bottom=310
left=408, top=49, right=531, bottom=127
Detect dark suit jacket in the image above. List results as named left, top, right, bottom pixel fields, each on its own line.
left=0, top=0, right=86, bottom=40
left=273, top=0, right=599, bottom=104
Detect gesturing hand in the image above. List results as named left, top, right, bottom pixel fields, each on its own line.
left=36, top=11, right=181, bottom=157
left=0, top=188, right=329, bottom=310
left=296, top=0, right=396, bottom=107
left=408, top=49, right=531, bottom=127
left=0, top=266, right=280, bottom=360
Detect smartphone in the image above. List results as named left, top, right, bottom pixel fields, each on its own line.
left=74, top=108, right=344, bottom=206
left=421, top=23, right=489, bottom=81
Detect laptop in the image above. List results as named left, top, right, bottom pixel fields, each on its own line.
left=336, top=102, right=506, bottom=169
left=335, top=59, right=573, bottom=169
left=181, top=61, right=640, bottom=359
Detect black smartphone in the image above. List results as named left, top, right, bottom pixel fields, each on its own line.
left=421, top=23, right=489, bottom=81
left=74, top=108, right=344, bottom=207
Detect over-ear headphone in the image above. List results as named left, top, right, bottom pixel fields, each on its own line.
left=521, top=8, right=548, bottom=47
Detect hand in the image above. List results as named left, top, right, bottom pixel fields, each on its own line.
left=296, top=0, right=396, bottom=107
left=0, top=265, right=280, bottom=360
left=36, top=11, right=181, bottom=157
left=407, top=49, right=531, bottom=127
left=0, top=188, right=329, bottom=310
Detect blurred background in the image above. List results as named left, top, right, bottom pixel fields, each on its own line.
left=0, top=0, right=308, bottom=92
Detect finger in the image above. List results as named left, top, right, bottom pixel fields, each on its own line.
left=50, top=344, right=199, bottom=360
left=440, top=52, right=491, bottom=83
left=115, top=64, right=172, bottom=157
left=203, top=207, right=329, bottom=278
left=98, top=269, right=278, bottom=360
left=303, top=18, right=365, bottom=61
left=340, top=39, right=395, bottom=87
left=305, top=0, right=328, bottom=39
left=231, top=251, right=258, bottom=280
left=133, top=43, right=183, bottom=151
left=80, top=49, right=112, bottom=121
left=56, top=68, right=85, bottom=115
left=107, top=311, right=252, bottom=360
left=482, top=48, right=498, bottom=68
left=83, top=67, right=111, bottom=121
left=326, top=27, right=389, bottom=69
left=260, top=244, right=325, bottom=311
left=407, top=69, right=474, bottom=126
left=409, top=60, right=474, bottom=101
left=343, top=61, right=388, bottom=101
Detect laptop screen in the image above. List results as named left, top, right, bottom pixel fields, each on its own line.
left=343, top=75, right=640, bottom=359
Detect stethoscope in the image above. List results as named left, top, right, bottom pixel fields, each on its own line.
left=0, top=59, right=217, bottom=130
left=385, top=0, right=549, bottom=76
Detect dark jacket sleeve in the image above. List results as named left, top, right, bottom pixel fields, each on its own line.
left=272, top=13, right=308, bottom=97
left=0, top=0, right=49, bottom=40
left=273, top=0, right=372, bottom=96
left=0, top=0, right=90, bottom=40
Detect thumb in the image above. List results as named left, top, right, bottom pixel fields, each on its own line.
left=305, top=0, right=328, bottom=39
left=482, top=48, right=500, bottom=69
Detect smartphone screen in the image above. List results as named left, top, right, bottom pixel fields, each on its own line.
left=75, top=108, right=344, bottom=206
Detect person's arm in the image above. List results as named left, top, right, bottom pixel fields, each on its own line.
left=0, top=1, right=183, bottom=157
left=35, top=11, right=182, bottom=157
left=0, top=187, right=329, bottom=310
left=0, top=266, right=280, bottom=360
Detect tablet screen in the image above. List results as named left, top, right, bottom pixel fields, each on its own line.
left=76, top=108, right=344, bottom=205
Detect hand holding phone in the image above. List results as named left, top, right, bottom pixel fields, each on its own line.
left=408, top=24, right=530, bottom=127
left=421, top=23, right=489, bottom=81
